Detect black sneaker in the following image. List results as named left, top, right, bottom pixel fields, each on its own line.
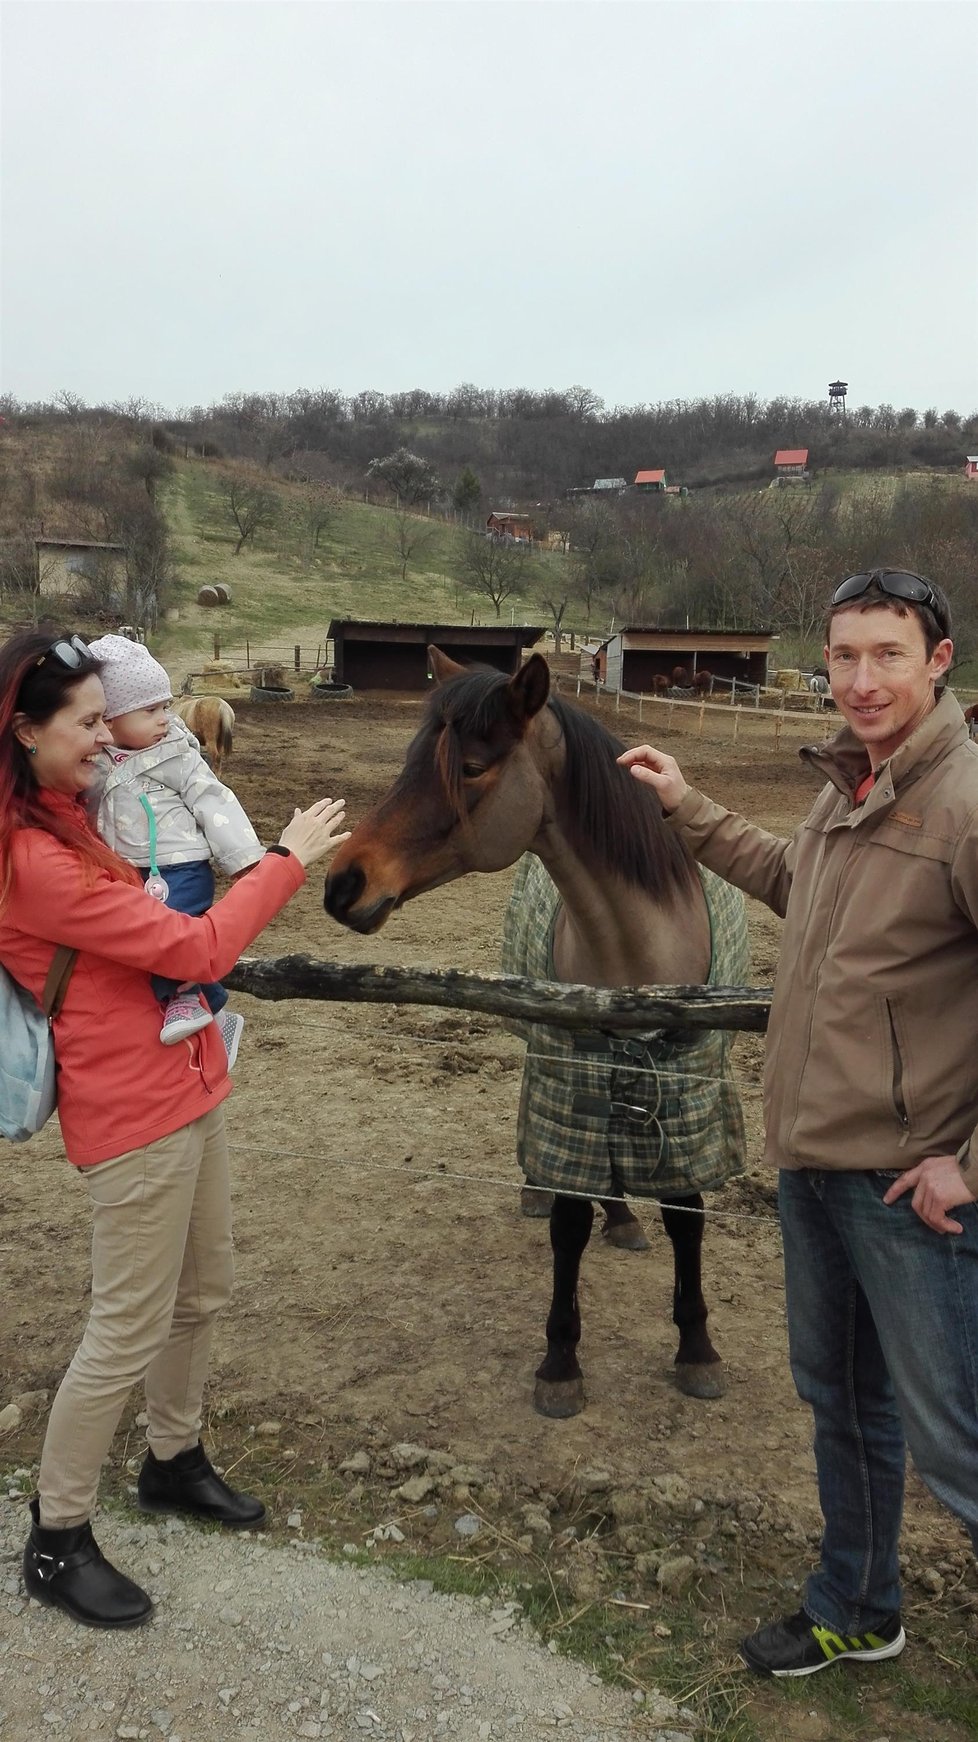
left=741, top=1607, right=906, bottom=1677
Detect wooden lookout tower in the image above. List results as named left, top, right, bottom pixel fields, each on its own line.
left=828, top=380, right=848, bottom=417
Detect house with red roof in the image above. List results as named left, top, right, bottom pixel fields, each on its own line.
left=773, top=448, right=810, bottom=479
left=635, top=467, right=667, bottom=493
left=966, top=456, right=978, bottom=482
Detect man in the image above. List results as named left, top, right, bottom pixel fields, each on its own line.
left=620, top=570, right=978, bottom=1678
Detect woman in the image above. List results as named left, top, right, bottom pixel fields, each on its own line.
left=0, top=625, right=349, bottom=1629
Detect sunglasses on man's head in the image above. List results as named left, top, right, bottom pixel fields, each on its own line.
left=830, top=570, right=940, bottom=614
left=36, top=635, right=93, bottom=671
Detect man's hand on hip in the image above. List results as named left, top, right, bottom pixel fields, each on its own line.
left=883, top=1155, right=978, bottom=1234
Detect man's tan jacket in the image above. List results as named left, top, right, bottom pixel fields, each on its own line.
left=668, top=691, right=978, bottom=1176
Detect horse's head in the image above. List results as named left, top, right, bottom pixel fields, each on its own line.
left=325, top=649, right=557, bottom=933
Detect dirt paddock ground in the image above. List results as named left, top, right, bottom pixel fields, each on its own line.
left=3, top=685, right=977, bottom=1737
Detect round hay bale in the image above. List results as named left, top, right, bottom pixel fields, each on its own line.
left=249, top=685, right=294, bottom=704
left=197, top=586, right=219, bottom=608
left=212, top=584, right=232, bottom=605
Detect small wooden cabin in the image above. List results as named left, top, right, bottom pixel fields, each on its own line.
left=326, top=620, right=546, bottom=691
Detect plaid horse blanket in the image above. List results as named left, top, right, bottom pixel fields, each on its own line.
left=500, top=855, right=748, bottom=1198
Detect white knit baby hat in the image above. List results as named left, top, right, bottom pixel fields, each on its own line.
left=87, top=634, right=173, bottom=720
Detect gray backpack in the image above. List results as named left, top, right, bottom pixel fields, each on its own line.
left=0, top=947, right=77, bottom=1142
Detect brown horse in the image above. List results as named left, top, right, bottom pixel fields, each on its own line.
left=325, top=650, right=746, bottom=1416
left=173, top=696, right=234, bottom=778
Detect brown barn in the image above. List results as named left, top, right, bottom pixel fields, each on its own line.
left=601, top=627, right=774, bottom=692
left=326, top=620, right=547, bottom=692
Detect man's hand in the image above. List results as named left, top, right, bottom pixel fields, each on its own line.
left=883, top=1154, right=978, bottom=1234
left=617, top=745, right=689, bottom=813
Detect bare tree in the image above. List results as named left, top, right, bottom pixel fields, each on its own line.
left=223, top=479, right=280, bottom=555
left=390, top=509, right=435, bottom=585
left=457, top=528, right=528, bottom=618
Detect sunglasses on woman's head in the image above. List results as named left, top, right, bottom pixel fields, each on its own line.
left=830, top=570, right=940, bottom=613
left=36, top=635, right=93, bottom=671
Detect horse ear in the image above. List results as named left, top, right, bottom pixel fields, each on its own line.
left=507, top=653, right=550, bottom=723
left=428, top=646, right=466, bottom=685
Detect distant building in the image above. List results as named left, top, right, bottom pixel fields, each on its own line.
left=599, top=626, right=775, bottom=693
left=634, top=468, right=667, bottom=493
left=592, top=477, right=627, bottom=494
left=966, top=456, right=978, bottom=482
left=773, top=448, right=810, bottom=479
left=325, top=619, right=546, bottom=692
left=486, top=511, right=534, bottom=542
left=34, top=538, right=127, bottom=599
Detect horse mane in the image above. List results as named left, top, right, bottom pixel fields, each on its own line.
left=421, top=667, right=697, bottom=901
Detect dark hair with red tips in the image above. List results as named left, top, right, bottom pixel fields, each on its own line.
left=0, top=624, right=142, bottom=910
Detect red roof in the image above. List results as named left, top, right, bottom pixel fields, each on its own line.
left=774, top=448, right=809, bottom=467
left=634, top=468, right=666, bottom=484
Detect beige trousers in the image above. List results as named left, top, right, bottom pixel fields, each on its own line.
left=38, top=1104, right=234, bottom=1528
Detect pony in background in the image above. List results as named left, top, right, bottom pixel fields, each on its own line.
left=173, top=696, right=235, bottom=778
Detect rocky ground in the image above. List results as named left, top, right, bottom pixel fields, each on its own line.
left=0, top=1489, right=691, bottom=1742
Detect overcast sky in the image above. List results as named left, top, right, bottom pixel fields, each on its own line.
left=2, top=0, right=976, bottom=416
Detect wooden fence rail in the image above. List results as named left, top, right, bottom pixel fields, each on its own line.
left=224, top=955, right=772, bottom=1034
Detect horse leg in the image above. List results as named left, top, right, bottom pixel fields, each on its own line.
left=660, top=1195, right=725, bottom=1399
left=599, top=1189, right=650, bottom=1252
left=520, top=1183, right=554, bottom=1218
left=534, top=1194, right=594, bottom=1419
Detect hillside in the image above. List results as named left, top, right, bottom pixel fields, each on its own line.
left=2, top=411, right=977, bottom=680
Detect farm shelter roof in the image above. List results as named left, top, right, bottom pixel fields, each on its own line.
left=593, top=477, right=627, bottom=490
left=326, top=620, right=546, bottom=648
left=35, top=538, right=126, bottom=551
left=773, top=448, right=809, bottom=467
left=634, top=469, right=666, bottom=485
left=615, top=627, right=775, bottom=654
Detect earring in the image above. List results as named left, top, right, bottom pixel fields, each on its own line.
left=27, top=744, right=37, bottom=756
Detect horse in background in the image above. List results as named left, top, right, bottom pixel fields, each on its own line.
left=809, top=670, right=830, bottom=708
left=172, top=696, right=235, bottom=778
left=325, top=651, right=748, bottom=1418
left=964, top=702, right=978, bottom=742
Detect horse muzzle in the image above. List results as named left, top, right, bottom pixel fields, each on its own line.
left=324, top=864, right=397, bottom=933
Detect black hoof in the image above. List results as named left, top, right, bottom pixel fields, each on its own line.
left=601, top=1218, right=650, bottom=1252
left=533, top=1376, right=586, bottom=1418
left=674, top=1359, right=726, bottom=1400
left=520, top=1186, right=554, bottom=1219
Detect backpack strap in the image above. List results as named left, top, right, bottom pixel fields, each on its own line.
left=42, top=946, right=78, bottom=1021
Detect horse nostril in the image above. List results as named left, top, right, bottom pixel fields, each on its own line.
left=324, top=863, right=365, bottom=920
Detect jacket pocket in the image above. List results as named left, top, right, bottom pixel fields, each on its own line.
left=884, top=997, right=910, bottom=1133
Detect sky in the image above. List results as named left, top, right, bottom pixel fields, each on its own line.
left=2, top=0, right=976, bottom=416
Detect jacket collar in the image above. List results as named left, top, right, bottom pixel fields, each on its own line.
left=799, top=690, right=968, bottom=807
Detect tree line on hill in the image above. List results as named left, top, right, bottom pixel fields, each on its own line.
left=1, top=391, right=976, bottom=663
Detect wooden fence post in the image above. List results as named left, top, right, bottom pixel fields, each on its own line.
left=615, top=688, right=621, bottom=714
left=213, top=635, right=220, bottom=662
left=638, top=694, right=644, bottom=723
left=294, top=644, right=301, bottom=672
left=246, top=638, right=250, bottom=669
left=698, top=698, right=706, bottom=736
left=732, top=708, right=740, bottom=742
left=775, top=715, right=783, bottom=752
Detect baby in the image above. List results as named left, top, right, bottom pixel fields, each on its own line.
left=87, top=634, right=263, bottom=1060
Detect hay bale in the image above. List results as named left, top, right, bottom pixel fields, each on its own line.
left=772, top=667, right=804, bottom=693
left=197, top=586, right=219, bottom=608
left=212, top=583, right=232, bottom=605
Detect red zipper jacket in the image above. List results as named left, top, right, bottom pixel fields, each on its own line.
left=0, top=814, right=305, bottom=1167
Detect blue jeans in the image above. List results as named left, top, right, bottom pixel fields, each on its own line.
left=779, top=1167, right=978, bottom=1633
left=140, top=861, right=227, bottom=1015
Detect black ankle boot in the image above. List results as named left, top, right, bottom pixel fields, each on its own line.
left=137, top=1441, right=265, bottom=1528
left=23, top=1498, right=152, bottom=1629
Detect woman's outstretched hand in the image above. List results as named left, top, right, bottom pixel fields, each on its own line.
left=617, top=745, right=689, bottom=813
left=278, top=798, right=350, bottom=868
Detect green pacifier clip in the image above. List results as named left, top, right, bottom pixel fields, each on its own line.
left=138, top=794, right=170, bottom=901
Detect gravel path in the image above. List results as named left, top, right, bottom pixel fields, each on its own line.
left=0, top=1500, right=694, bottom=1742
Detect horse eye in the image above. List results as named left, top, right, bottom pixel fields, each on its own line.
left=462, top=762, right=487, bottom=780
